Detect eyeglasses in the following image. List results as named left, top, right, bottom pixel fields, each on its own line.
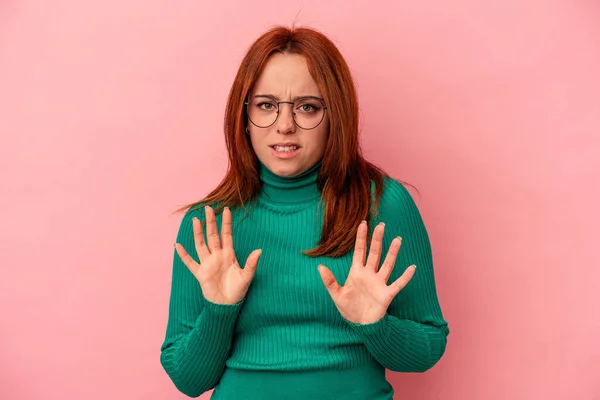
left=245, top=96, right=327, bottom=130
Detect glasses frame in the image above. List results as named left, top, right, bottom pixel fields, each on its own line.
left=244, top=96, right=328, bottom=130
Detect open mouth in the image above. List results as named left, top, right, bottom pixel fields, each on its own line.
left=271, top=145, right=300, bottom=158
left=271, top=145, right=299, bottom=152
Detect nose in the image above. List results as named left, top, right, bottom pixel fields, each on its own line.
left=276, top=102, right=296, bottom=134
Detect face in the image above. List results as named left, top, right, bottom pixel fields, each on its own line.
left=246, top=53, right=329, bottom=177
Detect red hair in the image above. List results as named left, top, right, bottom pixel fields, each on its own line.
left=175, top=26, right=415, bottom=258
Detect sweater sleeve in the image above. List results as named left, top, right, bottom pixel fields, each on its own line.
left=343, top=179, right=450, bottom=373
left=160, top=208, right=244, bottom=397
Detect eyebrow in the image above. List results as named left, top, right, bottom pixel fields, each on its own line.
left=253, top=94, right=324, bottom=102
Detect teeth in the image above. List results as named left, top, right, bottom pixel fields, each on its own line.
left=274, top=146, right=298, bottom=152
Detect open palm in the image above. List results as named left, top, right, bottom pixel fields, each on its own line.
left=175, top=205, right=262, bottom=305
left=318, top=221, right=416, bottom=325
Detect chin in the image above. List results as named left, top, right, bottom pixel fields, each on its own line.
left=268, top=162, right=304, bottom=177
left=273, top=166, right=300, bottom=176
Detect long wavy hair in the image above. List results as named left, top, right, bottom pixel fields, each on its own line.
left=174, top=25, right=416, bottom=258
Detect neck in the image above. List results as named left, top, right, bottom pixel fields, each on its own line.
left=258, top=159, right=322, bottom=205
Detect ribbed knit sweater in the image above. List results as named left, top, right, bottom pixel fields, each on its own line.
left=160, top=159, right=449, bottom=399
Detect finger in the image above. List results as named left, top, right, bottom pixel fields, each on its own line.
left=365, top=223, right=385, bottom=271
left=242, top=249, right=262, bottom=280
left=378, top=236, right=402, bottom=282
left=204, top=205, right=221, bottom=250
left=351, top=221, right=368, bottom=267
left=175, top=243, right=200, bottom=276
left=221, top=207, right=234, bottom=250
left=193, top=217, right=210, bottom=261
left=318, top=265, right=341, bottom=299
left=389, top=265, right=416, bottom=294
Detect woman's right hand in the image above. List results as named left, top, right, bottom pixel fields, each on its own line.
left=175, top=205, right=262, bottom=305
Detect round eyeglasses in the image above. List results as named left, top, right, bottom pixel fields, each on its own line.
left=245, top=96, right=327, bottom=130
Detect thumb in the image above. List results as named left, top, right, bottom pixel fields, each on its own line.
left=318, top=265, right=340, bottom=298
left=242, top=249, right=262, bottom=280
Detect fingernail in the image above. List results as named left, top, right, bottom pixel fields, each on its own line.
left=361, top=220, right=367, bottom=225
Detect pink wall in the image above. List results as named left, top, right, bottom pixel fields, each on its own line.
left=1, top=1, right=598, bottom=399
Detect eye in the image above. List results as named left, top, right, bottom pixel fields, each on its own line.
left=296, top=102, right=319, bottom=113
left=257, top=102, right=276, bottom=111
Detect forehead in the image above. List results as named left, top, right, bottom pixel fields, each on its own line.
left=251, top=53, right=321, bottom=96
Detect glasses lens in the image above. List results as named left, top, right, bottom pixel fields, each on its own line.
left=292, top=99, right=325, bottom=130
left=247, top=97, right=278, bottom=128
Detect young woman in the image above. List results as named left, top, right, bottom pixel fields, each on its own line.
left=160, top=26, right=450, bottom=400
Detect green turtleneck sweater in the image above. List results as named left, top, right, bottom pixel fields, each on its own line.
left=160, top=160, right=449, bottom=399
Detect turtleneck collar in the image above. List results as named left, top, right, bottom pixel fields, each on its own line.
left=258, top=159, right=322, bottom=205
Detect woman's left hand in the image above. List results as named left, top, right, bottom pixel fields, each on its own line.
left=318, top=220, right=416, bottom=325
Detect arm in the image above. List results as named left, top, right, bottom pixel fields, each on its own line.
left=160, top=209, right=243, bottom=397
left=344, top=179, right=450, bottom=372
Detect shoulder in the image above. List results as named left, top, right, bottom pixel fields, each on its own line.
left=372, top=176, right=426, bottom=231
left=174, top=201, right=226, bottom=245
left=178, top=200, right=225, bottom=225
left=175, top=202, right=215, bottom=239
left=375, top=176, right=418, bottom=213
left=180, top=204, right=207, bottom=224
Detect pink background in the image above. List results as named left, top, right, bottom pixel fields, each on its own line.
left=1, top=1, right=599, bottom=399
